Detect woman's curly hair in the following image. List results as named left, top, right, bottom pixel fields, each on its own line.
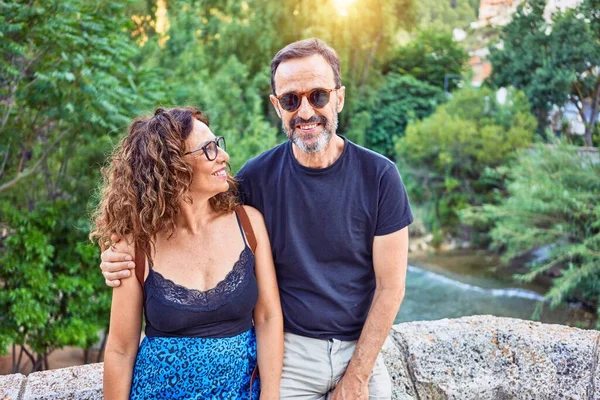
left=90, top=106, right=240, bottom=262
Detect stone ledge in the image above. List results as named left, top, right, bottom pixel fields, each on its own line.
left=0, top=316, right=598, bottom=399
left=0, top=373, right=26, bottom=400
left=23, top=363, right=102, bottom=400
left=385, top=315, right=600, bottom=400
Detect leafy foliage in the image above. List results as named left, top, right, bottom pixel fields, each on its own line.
left=396, top=87, right=536, bottom=234
left=135, top=5, right=280, bottom=172
left=358, top=29, right=466, bottom=159
left=0, top=201, right=108, bottom=364
left=177, top=0, right=417, bottom=131
left=364, top=74, right=446, bottom=160
left=0, top=0, right=165, bottom=368
left=386, top=30, right=468, bottom=91
left=0, top=0, right=165, bottom=198
left=489, top=0, right=600, bottom=145
left=463, top=142, right=600, bottom=326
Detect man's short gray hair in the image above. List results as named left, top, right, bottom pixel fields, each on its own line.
left=270, top=38, right=342, bottom=95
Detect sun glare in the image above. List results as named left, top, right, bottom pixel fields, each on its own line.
left=155, top=0, right=170, bottom=35
left=333, top=0, right=356, bottom=16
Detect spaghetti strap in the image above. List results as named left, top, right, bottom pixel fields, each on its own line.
left=234, top=212, right=248, bottom=248
left=235, top=206, right=257, bottom=253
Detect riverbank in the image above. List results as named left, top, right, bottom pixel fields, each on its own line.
left=408, top=248, right=597, bottom=329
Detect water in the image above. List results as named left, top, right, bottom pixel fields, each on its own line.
left=395, top=254, right=595, bottom=328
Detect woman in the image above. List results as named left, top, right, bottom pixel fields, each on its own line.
left=90, top=107, right=283, bottom=399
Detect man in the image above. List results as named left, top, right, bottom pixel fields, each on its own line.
left=101, top=38, right=412, bottom=399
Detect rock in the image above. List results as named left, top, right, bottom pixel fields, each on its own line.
left=390, top=315, right=600, bottom=400
left=0, top=373, right=25, bottom=399
left=23, top=363, right=102, bottom=400
left=380, top=336, right=417, bottom=400
left=439, top=240, right=457, bottom=252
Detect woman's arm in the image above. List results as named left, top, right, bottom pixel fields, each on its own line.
left=103, top=238, right=144, bottom=400
left=246, top=206, right=284, bottom=400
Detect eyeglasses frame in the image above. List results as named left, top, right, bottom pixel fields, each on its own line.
left=275, top=87, right=339, bottom=112
left=184, top=136, right=226, bottom=161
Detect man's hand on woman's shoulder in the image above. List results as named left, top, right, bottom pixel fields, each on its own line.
left=100, top=234, right=136, bottom=288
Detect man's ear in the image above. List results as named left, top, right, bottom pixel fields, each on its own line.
left=336, top=86, right=346, bottom=113
left=270, top=95, right=282, bottom=119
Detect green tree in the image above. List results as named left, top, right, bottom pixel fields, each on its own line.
left=364, top=74, right=446, bottom=160
left=463, top=142, right=600, bottom=326
left=395, top=87, right=536, bottom=235
left=135, top=2, right=279, bottom=171
left=0, top=0, right=164, bottom=197
left=489, top=0, right=600, bottom=146
left=386, top=29, right=469, bottom=91
left=193, top=55, right=280, bottom=172
left=0, top=0, right=164, bottom=370
left=159, top=0, right=416, bottom=132
left=0, top=201, right=108, bottom=371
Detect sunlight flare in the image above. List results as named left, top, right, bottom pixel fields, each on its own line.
left=333, top=0, right=356, bottom=17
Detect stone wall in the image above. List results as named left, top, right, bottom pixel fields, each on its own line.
left=1, top=316, right=599, bottom=399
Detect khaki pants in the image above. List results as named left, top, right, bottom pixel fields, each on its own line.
left=280, top=332, right=392, bottom=399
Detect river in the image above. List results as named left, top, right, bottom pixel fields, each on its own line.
left=398, top=251, right=596, bottom=328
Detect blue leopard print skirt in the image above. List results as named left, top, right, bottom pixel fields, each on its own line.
left=130, top=329, right=260, bottom=399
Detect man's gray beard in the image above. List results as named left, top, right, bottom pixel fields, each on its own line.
left=283, top=113, right=338, bottom=154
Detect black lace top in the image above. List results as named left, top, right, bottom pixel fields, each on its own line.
left=143, top=215, right=258, bottom=338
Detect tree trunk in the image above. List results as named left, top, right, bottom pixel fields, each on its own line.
left=31, top=354, right=43, bottom=373
left=587, top=83, right=600, bottom=147
left=96, top=330, right=109, bottom=363
left=16, top=346, right=35, bottom=373
left=572, top=81, right=599, bottom=147
left=535, top=108, right=549, bottom=136
left=11, top=344, right=18, bottom=374
left=584, top=126, right=593, bottom=147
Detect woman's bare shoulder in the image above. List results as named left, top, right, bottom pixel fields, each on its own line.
left=240, top=204, right=261, bottom=217
left=239, top=205, right=266, bottom=227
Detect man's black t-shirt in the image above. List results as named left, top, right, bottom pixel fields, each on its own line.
left=237, top=136, right=413, bottom=340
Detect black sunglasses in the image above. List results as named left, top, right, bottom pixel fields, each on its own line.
left=275, top=88, right=338, bottom=112
left=184, top=136, right=226, bottom=161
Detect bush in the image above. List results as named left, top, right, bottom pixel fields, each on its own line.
left=396, top=86, right=536, bottom=234
left=386, top=29, right=468, bottom=90
left=365, top=74, right=446, bottom=160
left=463, top=142, right=600, bottom=326
left=0, top=201, right=108, bottom=371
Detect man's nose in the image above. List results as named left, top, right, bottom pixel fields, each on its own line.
left=297, top=95, right=315, bottom=120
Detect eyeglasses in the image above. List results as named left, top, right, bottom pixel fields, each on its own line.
left=275, top=88, right=338, bottom=112
left=184, top=136, right=226, bottom=161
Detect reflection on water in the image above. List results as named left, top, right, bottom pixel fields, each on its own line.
left=396, top=256, right=595, bottom=329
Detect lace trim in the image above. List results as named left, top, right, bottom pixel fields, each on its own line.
left=146, top=247, right=254, bottom=312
